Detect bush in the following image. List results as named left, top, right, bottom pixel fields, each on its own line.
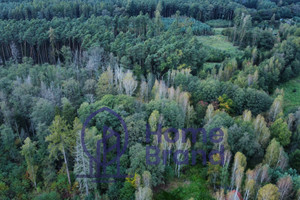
left=206, top=19, right=232, bottom=28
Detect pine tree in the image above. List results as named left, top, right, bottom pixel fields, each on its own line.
left=46, top=115, right=73, bottom=185
left=20, top=137, right=38, bottom=189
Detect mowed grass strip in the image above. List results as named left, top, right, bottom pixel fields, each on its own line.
left=198, top=28, right=243, bottom=57
left=279, top=75, right=300, bottom=114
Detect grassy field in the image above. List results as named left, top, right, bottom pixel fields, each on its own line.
left=198, top=28, right=243, bottom=58
left=153, top=165, right=214, bottom=200
left=279, top=75, right=300, bottom=114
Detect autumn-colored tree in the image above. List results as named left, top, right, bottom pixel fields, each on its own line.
left=205, top=104, right=215, bottom=123
left=174, top=130, right=191, bottom=177
left=277, top=176, right=293, bottom=200
left=96, top=68, right=114, bottom=100
left=218, top=94, right=233, bottom=113
left=269, top=95, right=283, bottom=122
left=230, top=152, right=247, bottom=191
left=135, top=172, right=153, bottom=200
left=257, top=184, right=280, bottom=200
left=207, top=154, right=222, bottom=190
left=263, top=139, right=281, bottom=168
left=243, top=110, right=252, bottom=122
left=253, top=114, right=270, bottom=148
left=122, top=70, right=138, bottom=96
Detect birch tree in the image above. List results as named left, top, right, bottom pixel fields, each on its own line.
left=243, top=170, right=255, bottom=200
left=263, top=139, right=281, bottom=168
left=73, top=118, right=96, bottom=196
left=175, top=130, right=191, bottom=177
left=269, top=95, right=283, bottom=122
left=253, top=114, right=270, bottom=148
left=139, top=80, right=148, bottom=102
left=114, top=66, right=124, bottom=94
left=277, top=176, right=293, bottom=200
left=123, top=71, right=138, bottom=96
left=205, top=104, right=215, bottom=124
left=230, top=152, right=247, bottom=190
left=243, top=110, right=252, bottom=122
left=135, top=172, right=153, bottom=200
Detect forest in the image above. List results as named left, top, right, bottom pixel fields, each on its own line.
left=0, top=0, right=299, bottom=200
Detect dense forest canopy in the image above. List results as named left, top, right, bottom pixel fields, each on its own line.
left=0, top=0, right=299, bottom=200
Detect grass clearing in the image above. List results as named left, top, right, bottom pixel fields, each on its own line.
left=198, top=34, right=242, bottom=57
left=153, top=165, right=214, bottom=200
left=198, top=28, right=243, bottom=58
left=279, top=75, right=300, bottom=114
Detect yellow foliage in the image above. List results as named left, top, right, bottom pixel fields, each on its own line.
left=126, top=173, right=138, bottom=188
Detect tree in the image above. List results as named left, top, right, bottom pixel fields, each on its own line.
left=135, top=171, right=153, bottom=200
left=243, top=178, right=255, bottom=200
left=218, top=94, right=233, bottom=113
left=62, top=78, right=81, bottom=106
left=269, top=95, right=283, bottom=122
left=73, top=118, right=96, bottom=197
left=96, top=69, right=114, bottom=100
left=122, top=70, right=138, bottom=96
left=270, top=118, right=292, bottom=147
left=207, top=154, right=222, bottom=190
left=61, top=97, right=76, bottom=126
left=277, top=176, right=293, bottom=200
left=128, top=143, right=165, bottom=187
left=205, top=104, right=215, bottom=123
left=257, top=184, right=280, bottom=200
left=253, top=114, right=270, bottom=148
left=20, top=137, right=38, bottom=189
left=125, top=113, right=146, bottom=145
left=228, top=122, right=263, bottom=160
left=263, top=139, right=281, bottom=168
left=230, top=152, right=247, bottom=191
left=174, top=130, right=191, bottom=177
left=290, top=149, right=300, bottom=173
left=46, top=115, right=73, bottom=185
left=30, top=98, right=55, bottom=127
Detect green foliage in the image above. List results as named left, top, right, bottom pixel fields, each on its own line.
left=162, top=17, right=213, bottom=35
left=290, top=149, right=300, bottom=173
left=33, top=191, right=60, bottom=200
left=270, top=118, right=292, bottom=146
left=0, top=0, right=299, bottom=199
left=119, top=182, right=135, bottom=200
left=279, top=74, right=300, bottom=114
left=228, top=121, right=263, bottom=163
left=206, top=20, right=232, bottom=28
left=146, top=99, right=184, bottom=128
left=128, top=143, right=165, bottom=187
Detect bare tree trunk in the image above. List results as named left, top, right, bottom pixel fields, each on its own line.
left=62, top=145, right=71, bottom=185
